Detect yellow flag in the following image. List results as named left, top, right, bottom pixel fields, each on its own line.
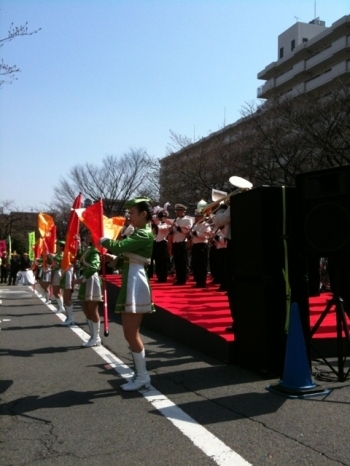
left=103, top=216, right=125, bottom=240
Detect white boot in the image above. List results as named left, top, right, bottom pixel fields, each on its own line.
left=45, top=291, right=51, bottom=304
left=57, top=295, right=65, bottom=313
left=82, top=319, right=93, bottom=346
left=121, top=349, right=151, bottom=391
left=82, top=320, right=101, bottom=347
left=61, top=305, right=75, bottom=326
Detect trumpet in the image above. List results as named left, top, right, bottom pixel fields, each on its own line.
left=199, top=176, right=253, bottom=216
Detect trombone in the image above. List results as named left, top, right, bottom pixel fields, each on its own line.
left=198, top=176, right=253, bottom=216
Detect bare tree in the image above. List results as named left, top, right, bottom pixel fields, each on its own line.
left=166, top=130, right=193, bottom=156
left=0, top=21, right=41, bottom=86
left=240, top=78, right=350, bottom=186
left=53, top=149, right=160, bottom=216
left=161, top=129, right=249, bottom=213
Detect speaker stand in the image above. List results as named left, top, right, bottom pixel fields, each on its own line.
left=310, top=294, right=350, bottom=382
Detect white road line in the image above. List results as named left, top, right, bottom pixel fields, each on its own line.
left=33, top=288, right=252, bottom=466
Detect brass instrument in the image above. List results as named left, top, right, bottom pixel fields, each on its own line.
left=199, top=176, right=253, bottom=216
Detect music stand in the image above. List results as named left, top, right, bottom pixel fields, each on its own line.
left=310, top=260, right=350, bottom=382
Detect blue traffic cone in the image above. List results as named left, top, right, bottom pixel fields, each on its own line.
left=266, top=302, right=330, bottom=398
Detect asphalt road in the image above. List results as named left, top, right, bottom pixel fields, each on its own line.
left=0, top=284, right=349, bottom=466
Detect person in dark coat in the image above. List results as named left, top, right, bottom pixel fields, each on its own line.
left=0, top=251, right=9, bottom=283
left=8, top=252, right=21, bottom=285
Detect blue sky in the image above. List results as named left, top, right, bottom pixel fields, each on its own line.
left=0, top=0, right=348, bottom=211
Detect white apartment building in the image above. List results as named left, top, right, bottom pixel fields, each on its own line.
left=257, top=15, right=350, bottom=99
left=159, top=15, right=350, bottom=207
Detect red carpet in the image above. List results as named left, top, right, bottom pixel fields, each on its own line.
left=106, top=275, right=348, bottom=342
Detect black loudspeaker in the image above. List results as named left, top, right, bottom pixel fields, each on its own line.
left=230, top=186, right=309, bottom=377
left=295, top=165, right=350, bottom=257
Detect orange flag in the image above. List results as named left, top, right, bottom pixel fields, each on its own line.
left=38, top=213, right=55, bottom=238
left=38, top=213, right=56, bottom=254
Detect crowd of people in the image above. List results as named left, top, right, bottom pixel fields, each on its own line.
left=0, top=251, right=33, bottom=285
left=147, top=202, right=229, bottom=291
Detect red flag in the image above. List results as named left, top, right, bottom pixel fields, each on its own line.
left=45, top=225, right=56, bottom=254
left=33, top=238, right=44, bottom=259
left=61, top=194, right=83, bottom=271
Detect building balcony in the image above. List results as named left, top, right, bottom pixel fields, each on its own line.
left=257, top=80, right=275, bottom=98
left=305, top=60, right=349, bottom=92
left=258, top=42, right=349, bottom=99
left=306, top=36, right=349, bottom=69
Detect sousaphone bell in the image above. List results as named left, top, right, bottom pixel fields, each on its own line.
left=199, top=176, right=253, bottom=215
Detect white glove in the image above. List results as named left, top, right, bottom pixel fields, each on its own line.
left=98, top=237, right=109, bottom=246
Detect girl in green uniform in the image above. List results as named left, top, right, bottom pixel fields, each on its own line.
left=100, top=198, right=154, bottom=391
left=73, top=232, right=103, bottom=347
left=50, top=241, right=65, bottom=312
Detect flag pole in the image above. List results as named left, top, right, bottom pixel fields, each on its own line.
left=99, top=199, right=109, bottom=337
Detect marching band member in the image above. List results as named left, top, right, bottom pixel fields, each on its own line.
left=170, top=204, right=193, bottom=285
left=153, top=210, right=172, bottom=283
left=39, top=255, right=52, bottom=303
left=190, top=210, right=211, bottom=288
left=212, top=225, right=228, bottom=291
left=212, top=202, right=235, bottom=331
left=121, top=213, right=135, bottom=238
left=99, top=197, right=155, bottom=391
left=50, top=241, right=65, bottom=313
left=73, top=232, right=103, bottom=346
left=60, top=245, right=80, bottom=326
left=147, top=221, right=158, bottom=278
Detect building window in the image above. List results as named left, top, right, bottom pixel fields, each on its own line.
left=291, top=39, right=295, bottom=51
left=279, top=47, right=284, bottom=59
left=302, top=38, right=308, bottom=43
left=347, top=60, right=350, bottom=72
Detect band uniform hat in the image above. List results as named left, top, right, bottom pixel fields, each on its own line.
left=124, top=197, right=151, bottom=209
left=194, top=210, right=203, bottom=216
left=175, top=203, right=187, bottom=210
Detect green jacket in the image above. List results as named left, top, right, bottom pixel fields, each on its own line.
left=79, top=246, right=101, bottom=279
left=101, top=224, right=153, bottom=260
left=52, top=252, right=63, bottom=271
